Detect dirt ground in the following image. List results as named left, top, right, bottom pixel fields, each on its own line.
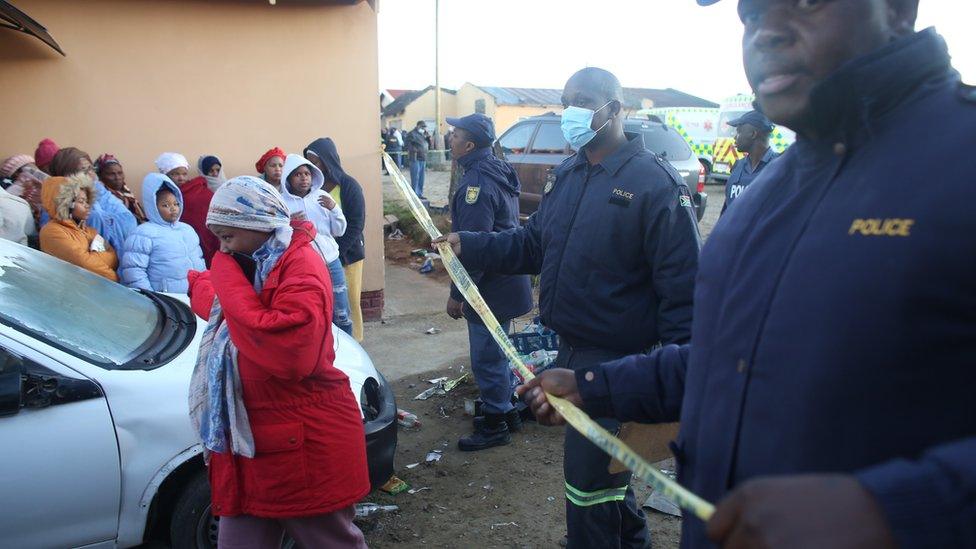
left=359, top=367, right=682, bottom=548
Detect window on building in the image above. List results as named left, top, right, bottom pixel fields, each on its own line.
left=497, top=122, right=536, bottom=155
left=529, top=122, right=568, bottom=154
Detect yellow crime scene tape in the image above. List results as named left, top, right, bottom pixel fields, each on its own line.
left=382, top=153, right=715, bottom=521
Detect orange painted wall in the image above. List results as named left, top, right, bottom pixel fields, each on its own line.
left=0, top=0, right=386, bottom=290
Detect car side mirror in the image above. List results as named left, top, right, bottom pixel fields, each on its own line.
left=0, top=352, right=23, bottom=417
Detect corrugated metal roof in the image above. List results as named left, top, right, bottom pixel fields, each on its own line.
left=381, top=85, right=457, bottom=117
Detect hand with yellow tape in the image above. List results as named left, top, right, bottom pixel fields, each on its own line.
left=382, top=152, right=715, bottom=521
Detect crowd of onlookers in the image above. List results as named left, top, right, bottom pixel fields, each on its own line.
left=0, top=137, right=367, bottom=341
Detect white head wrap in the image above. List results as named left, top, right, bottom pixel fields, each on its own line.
left=154, top=152, right=189, bottom=175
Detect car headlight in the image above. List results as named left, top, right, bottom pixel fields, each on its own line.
left=360, top=378, right=381, bottom=423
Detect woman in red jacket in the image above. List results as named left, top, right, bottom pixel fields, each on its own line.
left=187, top=176, right=369, bottom=548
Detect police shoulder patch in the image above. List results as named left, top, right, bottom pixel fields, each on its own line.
left=465, top=186, right=480, bottom=204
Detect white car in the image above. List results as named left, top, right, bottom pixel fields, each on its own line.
left=0, top=239, right=397, bottom=548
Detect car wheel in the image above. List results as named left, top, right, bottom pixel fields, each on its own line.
left=170, top=472, right=217, bottom=548
left=170, top=471, right=297, bottom=549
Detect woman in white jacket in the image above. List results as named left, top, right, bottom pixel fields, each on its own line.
left=280, top=154, right=354, bottom=335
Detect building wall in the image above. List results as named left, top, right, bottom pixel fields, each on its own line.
left=494, top=105, right=563, bottom=135
left=0, top=0, right=386, bottom=294
left=455, top=84, right=498, bottom=121
left=382, top=88, right=457, bottom=143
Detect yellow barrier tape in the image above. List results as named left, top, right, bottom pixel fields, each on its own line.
left=382, top=153, right=715, bottom=521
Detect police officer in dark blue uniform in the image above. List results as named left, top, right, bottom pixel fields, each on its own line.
left=721, top=110, right=778, bottom=215
left=520, top=1, right=976, bottom=548
left=437, top=68, right=702, bottom=548
left=444, top=113, right=534, bottom=451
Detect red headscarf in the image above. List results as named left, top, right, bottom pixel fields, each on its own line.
left=255, top=147, right=286, bottom=174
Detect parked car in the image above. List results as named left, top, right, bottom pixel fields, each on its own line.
left=494, top=113, right=708, bottom=221
left=0, top=239, right=397, bottom=549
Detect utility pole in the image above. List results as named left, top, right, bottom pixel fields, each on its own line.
left=434, top=0, right=441, bottom=154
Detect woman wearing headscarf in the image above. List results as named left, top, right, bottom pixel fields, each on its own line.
left=255, top=147, right=286, bottom=187
left=187, top=176, right=368, bottom=549
left=304, top=138, right=367, bottom=341
left=0, top=154, right=44, bottom=226
left=50, top=147, right=137, bottom=257
left=94, top=154, right=147, bottom=224
left=158, top=152, right=220, bottom=267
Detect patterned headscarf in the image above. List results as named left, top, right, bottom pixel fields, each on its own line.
left=206, top=175, right=290, bottom=232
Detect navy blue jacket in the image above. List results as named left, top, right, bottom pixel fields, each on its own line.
left=459, top=134, right=701, bottom=352
left=450, top=147, right=533, bottom=324
left=304, top=138, right=366, bottom=266
left=576, top=29, right=976, bottom=548
left=721, top=147, right=777, bottom=215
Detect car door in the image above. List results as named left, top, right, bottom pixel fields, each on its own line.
left=520, top=121, right=572, bottom=219
left=0, top=340, right=122, bottom=549
left=494, top=121, right=539, bottom=218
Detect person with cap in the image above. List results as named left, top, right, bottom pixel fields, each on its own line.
left=405, top=121, right=430, bottom=198
left=436, top=67, right=701, bottom=548
left=443, top=113, right=533, bottom=452
left=721, top=110, right=778, bottom=215
left=256, top=147, right=286, bottom=188
left=518, top=1, right=976, bottom=548
left=95, top=154, right=148, bottom=224
left=156, top=151, right=219, bottom=266
left=33, top=138, right=59, bottom=173
left=0, top=155, right=44, bottom=226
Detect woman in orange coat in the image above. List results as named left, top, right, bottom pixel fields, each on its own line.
left=38, top=174, right=119, bottom=281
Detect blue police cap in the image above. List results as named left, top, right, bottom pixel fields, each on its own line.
left=446, top=114, right=496, bottom=147
left=696, top=0, right=721, bottom=4
left=728, top=110, right=775, bottom=133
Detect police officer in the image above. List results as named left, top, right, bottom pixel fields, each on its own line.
left=520, top=1, right=976, bottom=548
left=444, top=113, right=533, bottom=451
left=721, top=110, right=777, bottom=215
left=437, top=68, right=701, bottom=548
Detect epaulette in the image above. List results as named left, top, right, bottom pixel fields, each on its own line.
left=959, top=82, right=976, bottom=103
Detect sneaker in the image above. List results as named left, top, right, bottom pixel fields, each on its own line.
left=458, top=414, right=511, bottom=451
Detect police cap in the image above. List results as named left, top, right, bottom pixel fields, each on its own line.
left=696, top=0, right=721, bottom=4
left=728, top=110, right=775, bottom=133
left=446, top=113, right=496, bottom=148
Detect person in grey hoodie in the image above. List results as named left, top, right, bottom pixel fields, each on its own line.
left=304, top=137, right=367, bottom=341
left=279, top=153, right=353, bottom=336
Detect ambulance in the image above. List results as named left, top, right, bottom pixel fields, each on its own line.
left=636, top=107, right=719, bottom=174
left=711, top=93, right=796, bottom=180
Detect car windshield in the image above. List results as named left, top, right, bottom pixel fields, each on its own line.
left=636, top=125, right=692, bottom=161
left=0, top=240, right=158, bottom=366
left=718, top=110, right=749, bottom=138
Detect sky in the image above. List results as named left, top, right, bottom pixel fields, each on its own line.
left=378, top=0, right=975, bottom=103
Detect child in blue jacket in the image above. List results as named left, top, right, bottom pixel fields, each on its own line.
left=120, top=173, right=205, bottom=292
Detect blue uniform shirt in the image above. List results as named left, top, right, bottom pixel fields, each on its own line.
left=721, top=147, right=777, bottom=215
left=450, top=147, right=533, bottom=324
left=575, top=29, right=976, bottom=548
left=459, top=133, right=701, bottom=352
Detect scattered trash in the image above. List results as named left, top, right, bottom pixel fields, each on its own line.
left=425, top=327, right=441, bottom=335
left=428, top=376, right=448, bottom=384
left=411, top=248, right=428, bottom=257
left=414, top=373, right=468, bottom=400
left=463, top=398, right=477, bottom=416
left=642, top=469, right=682, bottom=517
left=408, top=486, right=431, bottom=494
left=437, top=405, right=449, bottom=418
left=547, top=496, right=556, bottom=502
left=405, top=463, right=420, bottom=469
left=419, top=257, right=434, bottom=274
left=491, top=522, right=519, bottom=530
left=425, top=450, right=443, bottom=463
left=387, top=228, right=404, bottom=240
left=380, top=475, right=410, bottom=495
left=355, top=503, right=399, bottom=519
left=397, top=409, right=421, bottom=429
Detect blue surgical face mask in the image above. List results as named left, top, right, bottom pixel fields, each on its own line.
left=561, top=100, right=613, bottom=150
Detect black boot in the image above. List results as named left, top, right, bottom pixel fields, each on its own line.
left=458, top=413, right=511, bottom=451
left=472, top=408, right=523, bottom=433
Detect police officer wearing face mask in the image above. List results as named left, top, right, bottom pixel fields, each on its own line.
left=518, top=1, right=976, bottom=548
left=436, top=67, right=702, bottom=548
left=721, top=110, right=778, bottom=215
